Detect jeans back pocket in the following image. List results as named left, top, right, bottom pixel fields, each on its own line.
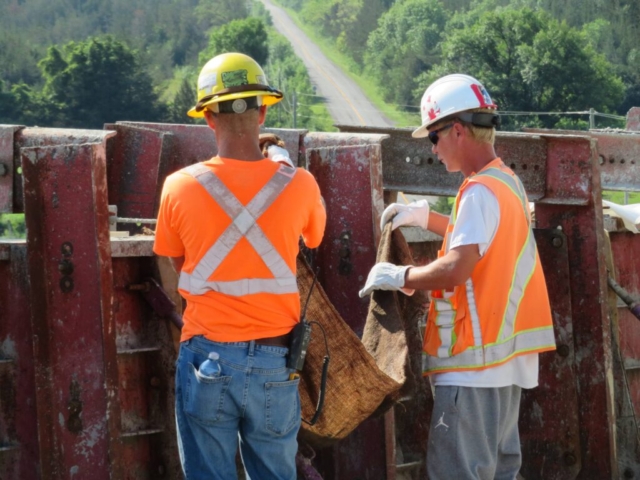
left=265, top=378, right=300, bottom=436
left=184, top=362, right=233, bottom=425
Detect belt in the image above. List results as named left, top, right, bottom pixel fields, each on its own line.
left=254, top=333, right=291, bottom=347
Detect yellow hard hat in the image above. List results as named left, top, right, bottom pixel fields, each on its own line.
left=188, top=52, right=283, bottom=118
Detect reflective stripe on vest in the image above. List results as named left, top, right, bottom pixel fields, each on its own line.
left=423, top=326, right=556, bottom=372
left=475, top=168, right=536, bottom=341
left=427, top=164, right=546, bottom=368
left=178, top=163, right=298, bottom=296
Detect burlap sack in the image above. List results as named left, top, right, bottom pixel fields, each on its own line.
left=296, top=255, right=400, bottom=447
left=361, top=224, right=429, bottom=414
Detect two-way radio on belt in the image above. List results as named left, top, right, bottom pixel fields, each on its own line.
left=287, top=269, right=330, bottom=426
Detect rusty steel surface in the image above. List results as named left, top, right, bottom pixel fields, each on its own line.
left=111, top=257, right=180, bottom=478
left=535, top=136, right=619, bottom=478
left=0, top=242, right=39, bottom=480
left=609, top=233, right=640, bottom=450
left=21, top=143, right=121, bottom=480
left=337, top=126, right=602, bottom=205
left=0, top=126, right=23, bottom=213
left=110, top=236, right=155, bottom=258
left=304, top=133, right=387, bottom=333
left=304, top=132, right=388, bottom=479
left=520, top=228, right=581, bottom=479
left=8, top=127, right=116, bottom=213
left=525, top=127, right=640, bottom=192
left=606, top=231, right=640, bottom=478
left=105, top=124, right=169, bottom=221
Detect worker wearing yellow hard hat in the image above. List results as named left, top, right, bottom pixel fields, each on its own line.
left=187, top=52, right=283, bottom=117
left=156, top=51, right=326, bottom=480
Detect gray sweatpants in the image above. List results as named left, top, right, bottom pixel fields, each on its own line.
left=427, top=385, right=522, bottom=480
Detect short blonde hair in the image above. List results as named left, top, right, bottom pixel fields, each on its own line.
left=465, top=108, right=496, bottom=145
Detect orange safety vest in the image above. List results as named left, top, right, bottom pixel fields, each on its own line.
left=423, top=158, right=556, bottom=375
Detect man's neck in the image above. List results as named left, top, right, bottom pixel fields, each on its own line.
left=216, top=132, right=264, bottom=161
left=461, top=144, right=497, bottom=177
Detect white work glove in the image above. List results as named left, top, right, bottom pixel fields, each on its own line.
left=358, top=262, right=415, bottom=298
left=380, top=199, right=430, bottom=231
left=267, top=145, right=295, bottom=168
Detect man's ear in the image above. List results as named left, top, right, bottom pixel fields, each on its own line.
left=258, top=105, right=267, bottom=125
left=204, top=110, right=216, bottom=130
left=453, top=121, right=467, bottom=139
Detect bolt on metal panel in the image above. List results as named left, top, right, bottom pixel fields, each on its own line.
left=21, top=143, right=121, bottom=480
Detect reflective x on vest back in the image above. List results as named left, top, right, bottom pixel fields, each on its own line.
left=178, top=163, right=298, bottom=297
left=433, top=165, right=538, bottom=361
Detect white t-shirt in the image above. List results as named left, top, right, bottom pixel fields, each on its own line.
left=432, top=183, right=539, bottom=389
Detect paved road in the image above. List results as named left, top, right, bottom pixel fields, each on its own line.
left=261, top=0, right=394, bottom=128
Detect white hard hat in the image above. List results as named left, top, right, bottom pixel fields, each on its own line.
left=412, top=74, right=498, bottom=138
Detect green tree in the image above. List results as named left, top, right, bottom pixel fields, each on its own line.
left=424, top=7, right=624, bottom=129
left=364, top=0, right=449, bottom=109
left=167, top=76, right=199, bottom=124
left=38, top=36, right=165, bottom=128
left=200, top=17, right=268, bottom=67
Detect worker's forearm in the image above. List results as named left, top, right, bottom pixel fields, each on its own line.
left=404, top=259, right=460, bottom=291
left=427, top=211, right=449, bottom=237
left=171, top=256, right=185, bottom=272
left=403, top=245, right=480, bottom=291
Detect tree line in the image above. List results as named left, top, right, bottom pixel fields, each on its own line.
left=281, top=0, right=639, bottom=129
left=0, top=0, right=332, bottom=131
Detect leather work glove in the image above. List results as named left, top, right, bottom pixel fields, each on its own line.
left=358, top=262, right=415, bottom=298
left=380, top=199, right=430, bottom=231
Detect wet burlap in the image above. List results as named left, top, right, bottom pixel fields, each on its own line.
left=296, top=255, right=400, bottom=447
left=296, top=225, right=428, bottom=447
left=361, top=224, right=429, bottom=414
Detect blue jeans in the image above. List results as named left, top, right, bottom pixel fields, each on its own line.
left=175, top=336, right=301, bottom=480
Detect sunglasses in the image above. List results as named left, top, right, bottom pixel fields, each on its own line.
left=428, top=123, right=454, bottom=145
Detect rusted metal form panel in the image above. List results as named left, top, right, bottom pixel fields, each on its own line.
left=520, top=228, right=581, bottom=479
left=338, top=125, right=593, bottom=206
left=0, top=126, right=23, bottom=213
left=609, top=233, right=640, bottom=478
left=530, top=137, right=618, bottom=479
left=111, top=253, right=181, bottom=479
left=0, top=241, right=39, bottom=479
left=304, top=132, right=389, bottom=479
left=21, top=142, right=122, bottom=480
left=524, top=128, right=640, bottom=193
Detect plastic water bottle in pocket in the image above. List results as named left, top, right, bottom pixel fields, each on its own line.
left=199, top=351, right=221, bottom=378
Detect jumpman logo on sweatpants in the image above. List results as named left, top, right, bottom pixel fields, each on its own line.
left=435, top=412, right=449, bottom=430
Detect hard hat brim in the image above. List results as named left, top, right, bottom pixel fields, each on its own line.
left=188, top=90, right=283, bottom=118
left=412, top=123, right=430, bottom=138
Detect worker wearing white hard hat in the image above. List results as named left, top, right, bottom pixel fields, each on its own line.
left=360, top=74, right=555, bottom=479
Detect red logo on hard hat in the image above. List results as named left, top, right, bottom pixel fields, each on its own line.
left=423, top=96, right=441, bottom=120
left=471, top=84, right=497, bottom=109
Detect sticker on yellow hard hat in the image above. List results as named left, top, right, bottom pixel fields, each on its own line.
left=222, top=70, right=248, bottom=88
